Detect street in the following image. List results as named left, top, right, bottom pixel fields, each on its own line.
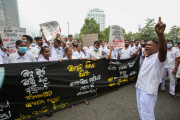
left=40, top=80, right=180, bottom=120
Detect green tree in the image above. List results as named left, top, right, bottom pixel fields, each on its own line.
left=103, top=26, right=110, bottom=41
left=79, top=18, right=100, bottom=40
left=73, top=33, right=80, bottom=40
left=167, top=25, right=180, bottom=40
left=139, top=18, right=157, bottom=40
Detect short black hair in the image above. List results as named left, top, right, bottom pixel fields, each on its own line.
left=64, top=47, right=70, bottom=53
left=68, top=35, right=73, bottom=38
left=125, top=40, right=130, bottom=42
left=94, top=40, right=100, bottom=46
left=167, top=40, right=174, bottom=44
left=40, top=46, right=49, bottom=54
left=54, top=39, right=61, bottom=44
left=78, top=40, right=82, bottom=42
left=0, top=39, right=2, bottom=44
left=23, top=35, right=33, bottom=43
left=101, top=40, right=105, bottom=43
left=34, top=37, right=42, bottom=41
left=16, top=40, right=26, bottom=46
left=178, top=42, right=180, bottom=46
left=149, top=39, right=158, bottom=46
left=134, top=39, right=139, bottom=43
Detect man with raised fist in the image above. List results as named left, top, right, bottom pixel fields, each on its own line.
left=135, top=17, right=167, bottom=120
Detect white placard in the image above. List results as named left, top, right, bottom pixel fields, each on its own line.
left=108, top=25, right=124, bottom=48
left=0, top=26, right=26, bottom=54
left=39, top=21, right=60, bottom=40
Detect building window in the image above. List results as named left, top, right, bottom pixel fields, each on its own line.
left=88, top=13, right=90, bottom=16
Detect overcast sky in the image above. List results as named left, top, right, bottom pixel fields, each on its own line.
left=18, top=0, right=180, bottom=38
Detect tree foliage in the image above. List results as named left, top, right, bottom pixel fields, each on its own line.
left=167, top=25, right=180, bottom=40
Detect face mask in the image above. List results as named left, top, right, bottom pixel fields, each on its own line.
left=94, top=48, right=99, bottom=51
left=1, top=46, right=4, bottom=48
left=167, top=44, right=172, bottom=48
left=31, top=43, right=35, bottom=47
left=173, top=47, right=178, bottom=49
left=135, top=46, right=139, bottom=49
left=18, top=47, right=28, bottom=53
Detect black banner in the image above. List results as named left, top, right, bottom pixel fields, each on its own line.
left=0, top=55, right=140, bottom=120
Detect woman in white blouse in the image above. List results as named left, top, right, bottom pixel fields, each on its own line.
left=63, top=47, right=78, bottom=60
left=38, top=46, right=61, bottom=62
left=75, top=43, right=86, bottom=59
left=7, top=40, right=37, bottom=63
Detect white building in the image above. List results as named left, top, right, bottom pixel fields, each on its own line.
left=86, top=8, right=106, bottom=31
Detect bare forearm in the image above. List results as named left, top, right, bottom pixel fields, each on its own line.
left=158, top=33, right=167, bottom=61
left=175, top=58, right=179, bottom=68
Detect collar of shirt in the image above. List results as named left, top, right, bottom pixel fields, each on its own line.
left=16, top=52, right=27, bottom=60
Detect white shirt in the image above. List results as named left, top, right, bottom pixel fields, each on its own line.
left=63, top=56, right=77, bottom=60
left=86, top=49, right=102, bottom=59
left=0, top=49, right=8, bottom=64
left=75, top=51, right=86, bottom=59
left=0, top=56, right=3, bottom=64
left=106, top=49, right=117, bottom=59
left=38, top=56, right=58, bottom=62
left=100, top=46, right=107, bottom=58
left=27, top=46, right=39, bottom=58
left=131, top=46, right=139, bottom=55
left=49, top=40, right=64, bottom=59
left=140, top=48, right=145, bottom=66
left=165, top=47, right=180, bottom=69
left=7, top=52, right=37, bottom=63
left=119, top=48, right=133, bottom=59
left=83, top=47, right=92, bottom=56
left=135, top=53, right=167, bottom=95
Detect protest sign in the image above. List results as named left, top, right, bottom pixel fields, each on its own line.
left=82, top=34, right=98, bottom=46
left=109, top=25, right=124, bottom=48
left=39, top=21, right=60, bottom=40
left=0, top=55, right=140, bottom=120
left=0, top=26, right=26, bottom=54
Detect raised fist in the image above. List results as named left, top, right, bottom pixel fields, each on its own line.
left=155, top=17, right=166, bottom=35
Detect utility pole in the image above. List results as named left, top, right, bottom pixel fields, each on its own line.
left=67, top=22, right=69, bottom=35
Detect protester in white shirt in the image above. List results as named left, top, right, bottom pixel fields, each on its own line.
left=0, top=39, right=8, bottom=64
left=0, top=55, right=3, bottom=64
left=75, top=43, right=86, bottom=59
left=7, top=40, right=37, bottom=63
left=132, top=39, right=141, bottom=56
left=159, top=40, right=180, bottom=100
left=22, top=35, right=38, bottom=59
left=100, top=40, right=108, bottom=58
left=38, top=46, right=61, bottom=62
left=135, top=17, right=167, bottom=120
left=63, top=47, right=79, bottom=60
left=118, top=40, right=133, bottom=59
left=107, top=47, right=118, bottom=59
left=66, top=35, right=73, bottom=46
left=83, top=46, right=92, bottom=56
left=49, top=33, right=66, bottom=59
left=86, top=41, right=104, bottom=60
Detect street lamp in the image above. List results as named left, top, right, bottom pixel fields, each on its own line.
left=67, top=22, right=69, bottom=35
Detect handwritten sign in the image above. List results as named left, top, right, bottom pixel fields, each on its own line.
left=109, top=25, right=124, bottom=48
left=39, top=21, right=60, bottom=40
left=0, top=27, right=26, bottom=54
left=82, top=34, right=98, bottom=46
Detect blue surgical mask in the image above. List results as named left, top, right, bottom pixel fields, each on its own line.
left=167, top=44, right=172, bottom=48
left=135, top=46, right=138, bottom=49
left=94, top=48, right=99, bottom=51
left=1, top=46, right=4, bottom=48
left=173, top=47, right=178, bottom=49
left=31, top=43, right=35, bottom=47
left=18, top=47, right=28, bottom=53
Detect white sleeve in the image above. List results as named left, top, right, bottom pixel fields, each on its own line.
left=175, top=49, right=180, bottom=58
left=34, top=48, right=39, bottom=58
left=86, top=50, right=91, bottom=59
left=0, top=57, right=3, bottom=64
left=130, top=50, right=133, bottom=56
left=31, top=54, right=37, bottom=62
left=106, top=49, right=110, bottom=55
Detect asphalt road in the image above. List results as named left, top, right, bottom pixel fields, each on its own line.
left=39, top=80, right=180, bottom=120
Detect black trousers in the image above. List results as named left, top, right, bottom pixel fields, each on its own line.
left=175, top=78, right=180, bottom=93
